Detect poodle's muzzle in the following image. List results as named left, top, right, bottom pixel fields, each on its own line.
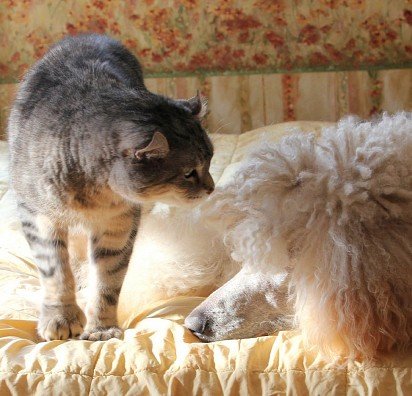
left=185, top=270, right=293, bottom=342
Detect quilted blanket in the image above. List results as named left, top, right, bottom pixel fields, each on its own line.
left=0, top=123, right=411, bottom=395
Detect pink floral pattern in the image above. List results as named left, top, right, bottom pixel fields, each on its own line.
left=0, top=0, right=410, bottom=81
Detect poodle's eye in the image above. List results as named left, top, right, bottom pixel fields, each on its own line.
left=184, top=169, right=197, bottom=179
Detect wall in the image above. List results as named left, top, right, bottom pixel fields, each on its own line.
left=0, top=0, right=411, bottom=138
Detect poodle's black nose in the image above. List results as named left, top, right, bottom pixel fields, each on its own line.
left=184, top=315, right=210, bottom=335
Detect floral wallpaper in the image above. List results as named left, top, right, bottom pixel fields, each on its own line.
left=0, top=0, right=411, bottom=81
left=0, top=1, right=411, bottom=138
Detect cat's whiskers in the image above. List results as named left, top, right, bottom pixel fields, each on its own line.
left=213, top=119, right=233, bottom=135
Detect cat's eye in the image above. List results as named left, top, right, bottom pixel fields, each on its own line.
left=184, top=169, right=197, bottom=179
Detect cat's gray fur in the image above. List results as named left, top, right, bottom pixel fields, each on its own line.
left=8, top=34, right=214, bottom=341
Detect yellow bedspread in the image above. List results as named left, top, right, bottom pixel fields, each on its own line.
left=0, top=124, right=411, bottom=395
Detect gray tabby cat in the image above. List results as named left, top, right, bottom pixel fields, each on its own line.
left=8, top=34, right=214, bottom=341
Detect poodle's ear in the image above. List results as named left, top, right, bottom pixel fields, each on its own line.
left=177, top=91, right=208, bottom=119
left=135, top=132, right=169, bottom=161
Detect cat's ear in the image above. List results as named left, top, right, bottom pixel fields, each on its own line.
left=135, top=132, right=169, bottom=161
left=179, top=91, right=208, bottom=119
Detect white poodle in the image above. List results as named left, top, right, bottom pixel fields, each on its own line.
left=66, top=113, right=411, bottom=359
left=183, top=113, right=412, bottom=358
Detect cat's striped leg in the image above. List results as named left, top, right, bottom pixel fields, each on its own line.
left=81, top=206, right=140, bottom=341
left=18, top=203, right=86, bottom=340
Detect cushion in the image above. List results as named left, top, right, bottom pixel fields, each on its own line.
left=1, top=123, right=411, bottom=395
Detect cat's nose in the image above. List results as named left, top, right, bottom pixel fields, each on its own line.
left=203, top=173, right=215, bottom=195
left=185, top=315, right=210, bottom=335
left=205, top=185, right=214, bottom=195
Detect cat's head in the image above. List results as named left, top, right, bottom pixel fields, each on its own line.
left=109, top=93, right=215, bottom=206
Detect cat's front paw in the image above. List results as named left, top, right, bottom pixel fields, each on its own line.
left=80, top=326, right=123, bottom=341
left=38, top=303, right=86, bottom=341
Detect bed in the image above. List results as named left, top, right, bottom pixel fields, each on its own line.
left=0, top=122, right=411, bottom=395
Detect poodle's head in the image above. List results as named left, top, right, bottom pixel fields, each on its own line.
left=184, top=269, right=293, bottom=341
left=189, top=113, right=412, bottom=357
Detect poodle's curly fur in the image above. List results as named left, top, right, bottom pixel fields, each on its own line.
left=201, top=113, right=412, bottom=357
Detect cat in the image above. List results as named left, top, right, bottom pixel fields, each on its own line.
left=8, top=34, right=214, bottom=341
